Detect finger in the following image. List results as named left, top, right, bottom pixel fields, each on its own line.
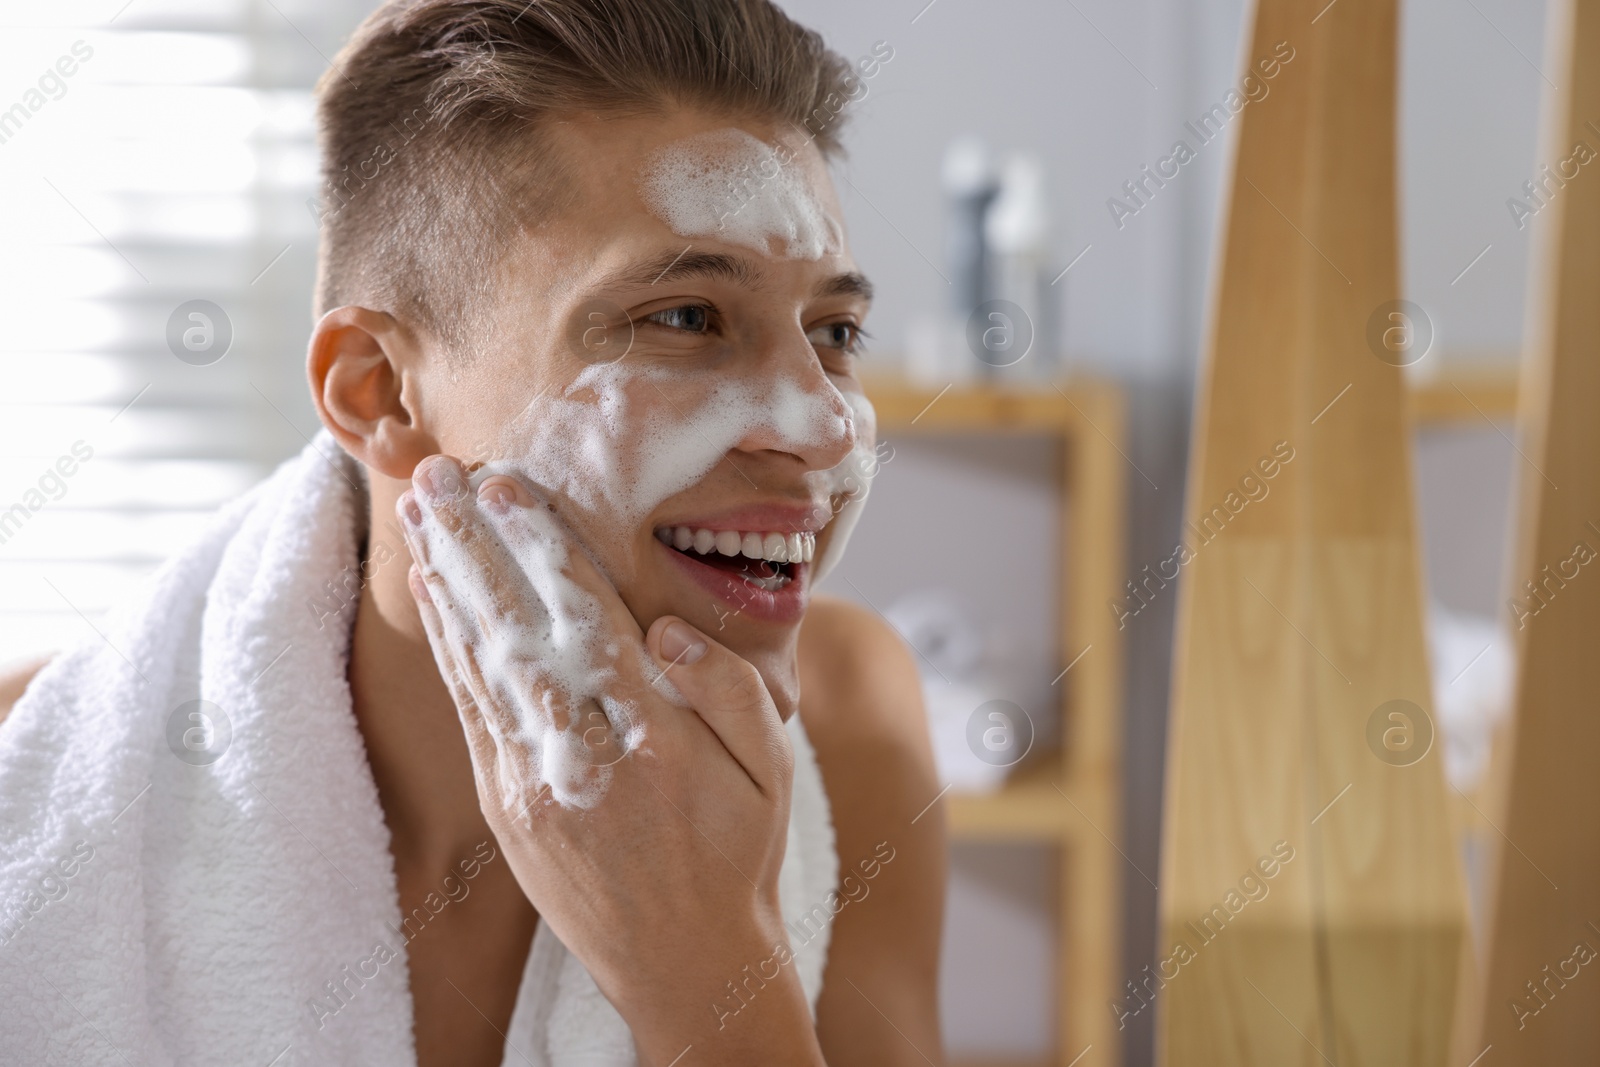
left=402, top=455, right=550, bottom=642
left=409, top=565, right=499, bottom=767
left=404, top=464, right=631, bottom=805
left=460, top=472, right=633, bottom=733
left=645, top=616, right=792, bottom=797
left=405, top=527, right=541, bottom=771
left=411, top=565, right=557, bottom=820
left=473, top=472, right=650, bottom=712
left=408, top=563, right=470, bottom=710
left=401, top=464, right=586, bottom=748
left=409, top=459, right=645, bottom=809
left=475, top=471, right=643, bottom=642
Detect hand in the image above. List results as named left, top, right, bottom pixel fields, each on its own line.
left=396, top=455, right=820, bottom=1063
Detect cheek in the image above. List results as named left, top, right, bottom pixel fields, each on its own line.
left=856, top=404, right=878, bottom=458
left=486, top=365, right=861, bottom=580
left=481, top=371, right=729, bottom=580
left=842, top=388, right=878, bottom=471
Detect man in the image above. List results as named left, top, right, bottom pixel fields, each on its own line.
left=0, top=2, right=943, bottom=1065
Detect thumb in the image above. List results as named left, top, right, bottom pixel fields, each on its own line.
left=646, top=616, right=792, bottom=796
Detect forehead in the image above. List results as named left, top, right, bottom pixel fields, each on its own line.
left=528, top=109, right=854, bottom=282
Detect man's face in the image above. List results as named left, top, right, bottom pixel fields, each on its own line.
left=417, top=109, right=876, bottom=717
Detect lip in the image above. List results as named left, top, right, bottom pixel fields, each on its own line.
left=652, top=502, right=830, bottom=536
left=658, top=538, right=810, bottom=624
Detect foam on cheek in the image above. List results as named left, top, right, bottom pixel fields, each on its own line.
left=639, top=128, right=843, bottom=260
left=492, top=364, right=853, bottom=539
left=627, top=374, right=852, bottom=515
left=809, top=388, right=877, bottom=584
left=431, top=368, right=868, bottom=811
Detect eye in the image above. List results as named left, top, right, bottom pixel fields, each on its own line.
left=643, top=304, right=713, bottom=333
left=807, top=321, right=867, bottom=354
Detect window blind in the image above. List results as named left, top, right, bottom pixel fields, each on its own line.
left=0, top=0, right=368, bottom=665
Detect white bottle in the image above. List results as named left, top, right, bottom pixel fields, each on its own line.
left=984, top=154, right=1054, bottom=381
left=936, top=136, right=998, bottom=384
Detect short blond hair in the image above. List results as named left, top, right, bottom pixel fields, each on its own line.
left=312, top=0, right=855, bottom=351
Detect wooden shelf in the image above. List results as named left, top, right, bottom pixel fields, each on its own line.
left=864, top=367, right=1521, bottom=431
left=859, top=374, right=1127, bottom=1067
left=946, top=750, right=1122, bottom=845
left=864, top=375, right=1119, bottom=434
left=947, top=763, right=1074, bottom=842
left=1409, top=370, right=1518, bottom=424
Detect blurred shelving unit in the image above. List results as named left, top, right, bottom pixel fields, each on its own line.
left=864, top=375, right=1128, bottom=1067
left=1406, top=364, right=1519, bottom=425
left=862, top=365, right=1520, bottom=1067
left=1406, top=363, right=1521, bottom=922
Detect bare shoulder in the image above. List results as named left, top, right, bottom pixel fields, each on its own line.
left=0, top=654, right=52, bottom=727
left=796, top=592, right=938, bottom=831
left=797, top=595, right=927, bottom=759
left=797, top=596, right=947, bottom=1064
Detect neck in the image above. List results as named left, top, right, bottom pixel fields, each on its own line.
left=348, top=475, right=490, bottom=872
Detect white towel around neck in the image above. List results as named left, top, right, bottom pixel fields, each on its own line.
left=0, top=432, right=837, bottom=1066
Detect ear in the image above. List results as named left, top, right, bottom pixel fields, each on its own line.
left=307, top=306, right=437, bottom=479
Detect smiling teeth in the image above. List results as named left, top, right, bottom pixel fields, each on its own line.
left=656, top=526, right=817, bottom=563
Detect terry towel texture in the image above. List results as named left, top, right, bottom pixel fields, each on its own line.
left=0, top=433, right=837, bottom=1066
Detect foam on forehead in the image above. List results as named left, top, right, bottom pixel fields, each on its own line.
left=638, top=127, right=843, bottom=260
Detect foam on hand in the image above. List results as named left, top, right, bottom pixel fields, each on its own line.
left=410, top=480, right=645, bottom=812
left=423, top=362, right=871, bottom=811
left=638, top=128, right=844, bottom=260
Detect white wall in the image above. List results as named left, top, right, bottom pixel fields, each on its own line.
left=785, top=0, right=1547, bottom=1062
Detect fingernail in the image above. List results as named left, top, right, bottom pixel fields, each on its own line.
left=401, top=495, right=422, bottom=526
left=416, top=458, right=461, bottom=499
left=478, top=479, right=517, bottom=509
left=660, top=620, right=707, bottom=665
left=408, top=566, right=432, bottom=604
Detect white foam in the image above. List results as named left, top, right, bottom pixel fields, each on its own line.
left=420, top=363, right=874, bottom=811
left=483, top=363, right=856, bottom=553
left=638, top=128, right=843, bottom=260
left=413, top=486, right=640, bottom=811
left=807, top=388, right=878, bottom=584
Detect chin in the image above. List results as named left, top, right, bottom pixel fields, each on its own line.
left=738, top=638, right=804, bottom=723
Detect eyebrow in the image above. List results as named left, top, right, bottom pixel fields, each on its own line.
left=597, top=249, right=875, bottom=304
left=815, top=271, right=874, bottom=303
left=605, top=249, right=771, bottom=291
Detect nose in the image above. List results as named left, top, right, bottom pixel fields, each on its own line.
left=733, top=347, right=857, bottom=472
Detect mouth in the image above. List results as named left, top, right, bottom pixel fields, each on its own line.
left=653, top=523, right=820, bottom=623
